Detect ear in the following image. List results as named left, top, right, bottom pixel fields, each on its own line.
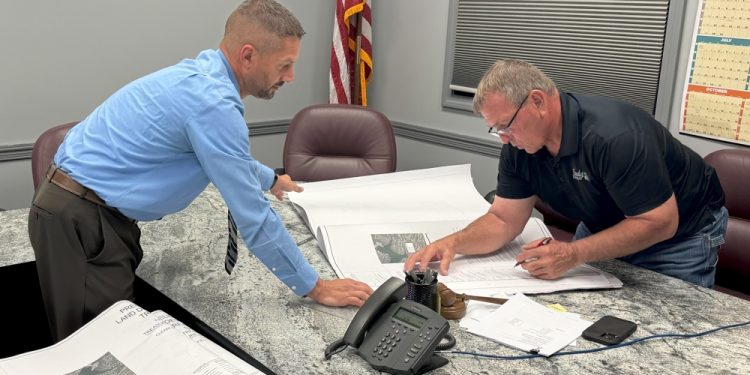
left=529, top=89, right=545, bottom=110
left=239, top=43, right=258, bottom=67
left=529, top=89, right=549, bottom=119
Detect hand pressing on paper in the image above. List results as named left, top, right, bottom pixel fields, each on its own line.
left=270, top=174, right=303, bottom=200
left=307, top=278, right=373, bottom=307
left=516, top=238, right=580, bottom=279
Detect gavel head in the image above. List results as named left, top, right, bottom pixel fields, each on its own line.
left=437, top=282, right=466, bottom=320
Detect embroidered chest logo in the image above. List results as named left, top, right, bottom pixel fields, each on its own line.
left=572, top=168, right=590, bottom=182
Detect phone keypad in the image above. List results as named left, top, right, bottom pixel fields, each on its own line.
left=370, top=319, right=441, bottom=364
left=372, top=329, right=400, bottom=360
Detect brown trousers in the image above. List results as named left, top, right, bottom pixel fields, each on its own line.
left=28, top=176, right=142, bottom=342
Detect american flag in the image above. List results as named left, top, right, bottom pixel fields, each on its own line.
left=330, top=0, right=372, bottom=106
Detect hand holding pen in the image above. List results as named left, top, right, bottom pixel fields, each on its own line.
left=514, top=237, right=552, bottom=267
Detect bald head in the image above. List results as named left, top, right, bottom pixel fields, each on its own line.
left=223, top=0, right=305, bottom=52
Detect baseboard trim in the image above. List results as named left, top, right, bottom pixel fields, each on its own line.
left=246, top=120, right=501, bottom=158
left=247, top=119, right=290, bottom=136
left=391, top=121, right=500, bottom=158
left=0, top=144, right=32, bottom=162
left=1, top=120, right=500, bottom=162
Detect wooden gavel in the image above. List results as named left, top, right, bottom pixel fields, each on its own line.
left=437, top=282, right=508, bottom=320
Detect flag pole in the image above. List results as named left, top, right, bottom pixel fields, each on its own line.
left=352, top=6, right=363, bottom=105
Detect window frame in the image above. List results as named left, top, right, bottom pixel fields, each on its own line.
left=441, top=0, right=688, bottom=126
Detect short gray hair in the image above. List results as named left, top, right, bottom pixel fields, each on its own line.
left=473, top=59, right=556, bottom=113
left=225, top=0, right=305, bottom=51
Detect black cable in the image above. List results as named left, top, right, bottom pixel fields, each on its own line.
left=435, top=333, right=456, bottom=350
left=440, top=320, right=750, bottom=360
left=324, top=338, right=348, bottom=360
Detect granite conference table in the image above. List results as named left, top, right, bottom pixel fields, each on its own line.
left=2, top=185, right=749, bottom=374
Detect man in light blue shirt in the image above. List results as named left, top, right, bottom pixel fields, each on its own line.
left=29, top=0, right=372, bottom=341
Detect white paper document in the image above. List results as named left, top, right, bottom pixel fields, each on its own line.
left=0, top=301, right=263, bottom=375
left=467, top=294, right=593, bottom=357
left=289, top=164, right=491, bottom=234
left=317, top=216, right=621, bottom=294
left=290, top=164, right=622, bottom=295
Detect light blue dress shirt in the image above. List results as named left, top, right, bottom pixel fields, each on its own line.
left=55, top=49, right=318, bottom=296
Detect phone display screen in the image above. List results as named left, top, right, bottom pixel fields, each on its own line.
left=393, top=307, right=426, bottom=329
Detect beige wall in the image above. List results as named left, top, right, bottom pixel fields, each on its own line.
left=0, top=0, right=334, bottom=209
left=1, top=1, right=741, bottom=210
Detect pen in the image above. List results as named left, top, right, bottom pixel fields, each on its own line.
left=514, top=237, right=552, bottom=267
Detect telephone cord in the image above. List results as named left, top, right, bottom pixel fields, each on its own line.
left=435, top=333, right=456, bottom=351
left=324, top=338, right=348, bottom=360
left=438, top=319, right=750, bottom=360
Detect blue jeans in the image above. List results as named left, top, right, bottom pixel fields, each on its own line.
left=574, top=207, right=728, bottom=288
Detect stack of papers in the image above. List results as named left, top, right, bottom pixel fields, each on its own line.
left=464, top=294, right=593, bottom=356
left=0, top=301, right=262, bottom=375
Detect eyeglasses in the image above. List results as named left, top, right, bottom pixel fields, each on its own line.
left=488, top=94, right=529, bottom=137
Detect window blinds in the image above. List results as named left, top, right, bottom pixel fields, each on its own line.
left=450, top=0, right=670, bottom=114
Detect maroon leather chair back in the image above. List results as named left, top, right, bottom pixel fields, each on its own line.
left=31, top=122, right=78, bottom=190
left=283, top=104, right=396, bottom=182
left=534, top=199, right=579, bottom=242
left=704, top=149, right=750, bottom=297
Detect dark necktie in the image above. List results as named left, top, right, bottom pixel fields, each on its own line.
left=225, top=211, right=239, bottom=274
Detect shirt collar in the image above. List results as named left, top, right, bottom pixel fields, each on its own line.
left=218, top=50, right=241, bottom=94
left=557, top=91, right=581, bottom=159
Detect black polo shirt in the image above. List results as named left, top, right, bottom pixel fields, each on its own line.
left=496, top=92, right=725, bottom=239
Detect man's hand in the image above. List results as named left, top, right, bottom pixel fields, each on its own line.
left=307, top=278, right=373, bottom=307
left=516, top=238, right=580, bottom=279
left=270, top=174, right=303, bottom=200
left=403, top=238, right=457, bottom=276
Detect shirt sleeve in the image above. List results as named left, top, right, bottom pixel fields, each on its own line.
left=496, top=146, right=535, bottom=199
left=595, top=129, right=673, bottom=217
left=185, top=97, right=318, bottom=296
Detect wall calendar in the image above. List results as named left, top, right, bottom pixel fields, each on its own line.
left=680, top=0, right=750, bottom=146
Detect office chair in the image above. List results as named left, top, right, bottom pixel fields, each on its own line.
left=31, top=122, right=79, bottom=190
left=483, top=191, right=578, bottom=242
left=533, top=198, right=578, bottom=242
left=704, top=149, right=750, bottom=300
left=280, top=104, right=396, bottom=182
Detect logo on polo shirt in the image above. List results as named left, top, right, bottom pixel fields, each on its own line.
left=572, top=168, right=590, bottom=182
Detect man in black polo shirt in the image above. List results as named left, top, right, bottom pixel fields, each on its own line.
left=404, top=59, right=727, bottom=287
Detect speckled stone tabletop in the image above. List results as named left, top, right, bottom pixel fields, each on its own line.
left=2, top=185, right=749, bottom=374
